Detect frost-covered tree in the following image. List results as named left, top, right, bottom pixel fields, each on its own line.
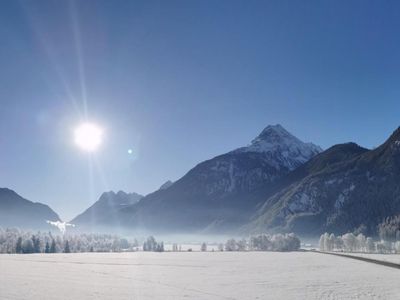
left=366, top=237, right=375, bottom=253
left=323, top=233, right=334, bottom=251
left=225, top=239, right=237, bottom=251
left=318, top=233, right=335, bottom=251
left=378, top=215, right=400, bottom=241
left=284, top=233, right=301, bottom=251
left=201, top=242, right=207, bottom=252
left=271, top=233, right=300, bottom=251
left=250, top=234, right=272, bottom=251
left=342, top=233, right=356, bottom=252
left=334, top=236, right=344, bottom=251
left=356, top=234, right=366, bottom=252
left=376, top=241, right=391, bottom=254
left=394, top=241, right=400, bottom=253
left=225, top=233, right=300, bottom=252
left=217, top=243, right=224, bottom=251
left=236, top=239, right=247, bottom=251
left=0, top=228, right=142, bottom=254
left=271, top=234, right=286, bottom=251
left=317, top=231, right=400, bottom=254
left=318, top=234, right=325, bottom=251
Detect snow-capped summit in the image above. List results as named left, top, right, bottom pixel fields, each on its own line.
left=235, top=124, right=322, bottom=170
left=159, top=180, right=173, bottom=190
left=255, top=124, right=292, bottom=141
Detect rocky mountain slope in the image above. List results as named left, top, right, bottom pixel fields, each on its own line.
left=0, top=188, right=60, bottom=230
left=249, top=127, right=400, bottom=236
left=71, top=191, right=143, bottom=230
left=114, top=124, right=321, bottom=233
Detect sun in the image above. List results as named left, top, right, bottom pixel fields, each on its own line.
left=74, top=122, right=103, bottom=152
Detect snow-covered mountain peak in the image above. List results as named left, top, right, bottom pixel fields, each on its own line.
left=235, top=124, right=322, bottom=170
left=159, top=180, right=173, bottom=190
left=254, top=124, right=298, bottom=144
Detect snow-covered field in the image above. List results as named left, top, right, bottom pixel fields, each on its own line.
left=0, top=251, right=399, bottom=300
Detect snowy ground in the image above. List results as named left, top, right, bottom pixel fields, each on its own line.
left=0, top=251, right=399, bottom=300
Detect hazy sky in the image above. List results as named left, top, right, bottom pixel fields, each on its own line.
left=1, top=0, right=400, bottom=220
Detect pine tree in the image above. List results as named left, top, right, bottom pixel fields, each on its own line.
left=50, top=239, right=56, bottom=253
left=145, top=236, right=157, bottom=251
left=64, top=240, right=71, bottom=253
left=32, top=235, right=41, bottom=253
left=22, top=239, right=34, bottom=254
left=201, top=242, right=207, bottom=252
left=45, top=241, right=50, bottom=253
left=16, top=237, right=22, bottom=254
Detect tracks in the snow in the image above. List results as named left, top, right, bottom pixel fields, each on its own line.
left=310, top=250, right=400, bottom=270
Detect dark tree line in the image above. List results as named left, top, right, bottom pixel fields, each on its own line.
left=15, top=235, right=44, bottom=254
left=142, top=236, right=164, bottom=252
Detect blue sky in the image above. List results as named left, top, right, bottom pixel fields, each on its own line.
left=0, top=0, right=399, bottom=220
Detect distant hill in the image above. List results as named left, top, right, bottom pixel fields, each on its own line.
left=114, top=124, right=322, bottom=233
left=71, top=191, right=143, bottom=230
left=0, top=188, right=60, bottom=230
left=248, top=127, right=400, bottom=236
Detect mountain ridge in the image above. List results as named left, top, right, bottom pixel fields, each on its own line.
left=0, top=188, right=60, bottom=230
left=71, top=191, right=143, bottom=230
left=247, top=127, right=400, bottom=236
left=104, top=124, right=322, bottom=233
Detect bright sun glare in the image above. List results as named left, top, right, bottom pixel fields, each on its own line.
left=74, top=122, right=103, bottom=152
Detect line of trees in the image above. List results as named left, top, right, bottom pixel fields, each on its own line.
left=378, top=215, right=400, bottom=241
left=0, top=228, right=140, bottom=254
left=1, top=228, right=300, bottom=254
left=319, top=232, right=400, bottom=254
left=218, top=233, right=301, bottom=252
left=142, top=236, right=164, bottom=252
